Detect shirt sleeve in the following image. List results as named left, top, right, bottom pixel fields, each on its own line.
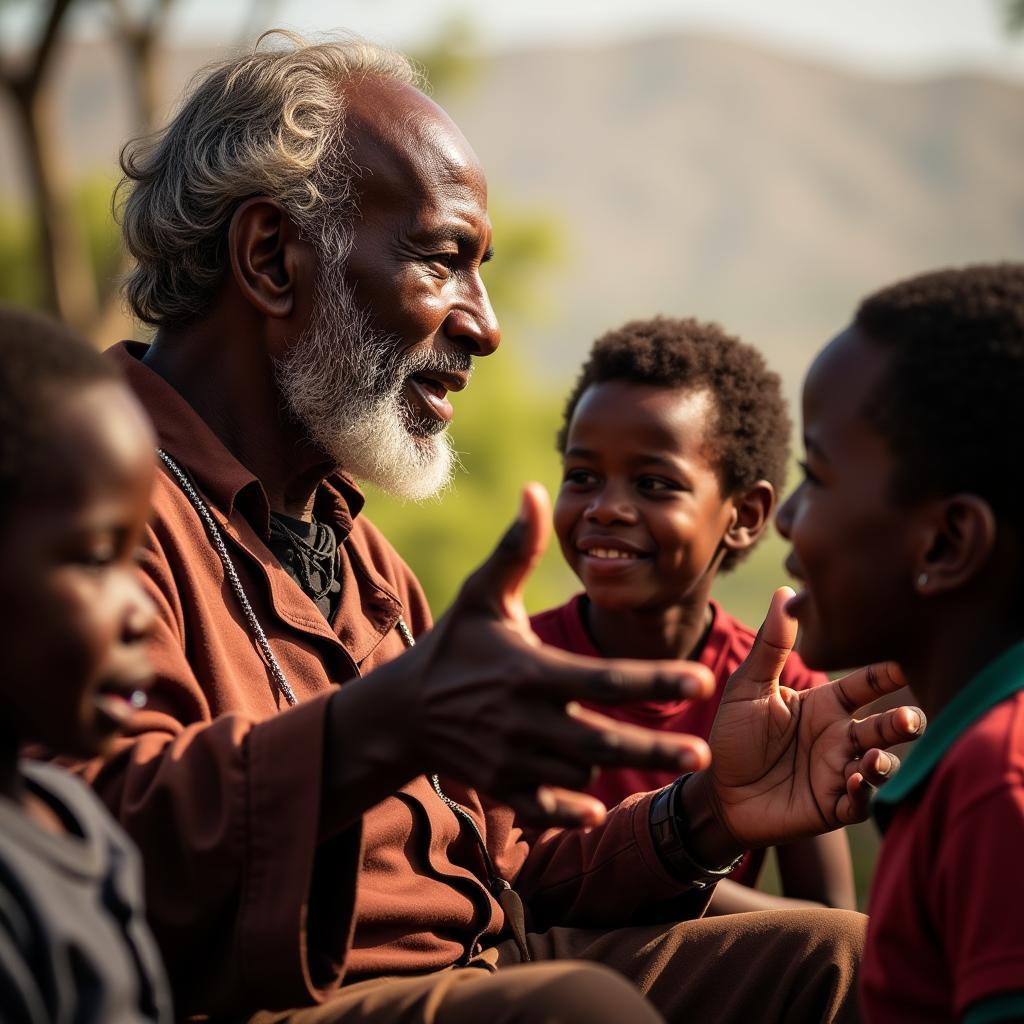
left=0, top=885, right=48, bottom=1024
left=934, top=781, right=1024, bottom=1018
left=509, top=790, right=710, bottom=929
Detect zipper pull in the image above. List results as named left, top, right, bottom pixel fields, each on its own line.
left=493, top=880, right=532, bottom=963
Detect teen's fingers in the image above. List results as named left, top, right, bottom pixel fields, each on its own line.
left=829, top=661, right=907, bottom=714
left=721, top=587, right=798, bottom=701
left=855, top=748, right=901, bottom=788
left=849, top=705, right=926, bottom=756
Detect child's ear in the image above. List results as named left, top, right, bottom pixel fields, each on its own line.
left=915, top=494, right=997, bottom=596
left=723, top=480, right=776, bottom=556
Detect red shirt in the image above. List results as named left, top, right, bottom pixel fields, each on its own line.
left=530, top=594, right=828, bottom=886
left=863, top=646, right=1024, bottom=1024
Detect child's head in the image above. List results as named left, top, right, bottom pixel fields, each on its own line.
left=0, top=307, right=157, bottom=758
left=554, top=317, right=790, bottom=611
left=777, top=264, right=1024, bottom=673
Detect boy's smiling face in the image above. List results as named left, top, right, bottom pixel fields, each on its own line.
left=777, top=326, right=923, bottom=671
left=0, top=380, right=157, bottom=757
left=554, top=381, right=738, bottom=611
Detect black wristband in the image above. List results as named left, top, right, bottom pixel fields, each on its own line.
left=649, top=775, right=745, bottom=888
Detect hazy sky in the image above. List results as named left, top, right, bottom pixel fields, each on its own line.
left=150, top=0, right=1024, bottom=79
left=0, top=0, right=999, bottom=78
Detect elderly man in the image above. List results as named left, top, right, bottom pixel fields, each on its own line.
left=86, top=33, right=920, bottom=1023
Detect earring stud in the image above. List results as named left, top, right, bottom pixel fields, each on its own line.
left=917, top=572, right=929, bottom=588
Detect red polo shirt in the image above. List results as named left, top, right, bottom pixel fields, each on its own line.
left=530, top=594, right=828, bottom=887
left=864, top=643, right=1024, bottom=1024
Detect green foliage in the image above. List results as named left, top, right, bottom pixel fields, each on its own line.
left=0, top=173, right=121, bottom=310
left=412, top=13, right=483, bottom=99
left=1006, top=0, right=1024, bottom=33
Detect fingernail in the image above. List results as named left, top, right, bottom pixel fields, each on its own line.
left=679, top=674, right=708, bottom=698
left=536, top=786, right=556, bottom=814
left=678, top=750, right=702, bottom=773
left=876, top=753, right=892, bottom=776
left=909, top=709, right=925, bottom=734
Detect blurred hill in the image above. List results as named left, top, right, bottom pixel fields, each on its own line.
left=2, top=31, right=1021, bottom=404
left=447, top=33, right=1024, bottom=402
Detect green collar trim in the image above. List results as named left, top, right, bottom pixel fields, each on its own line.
left=872, top=640, right=1024, bottom=823
left=962, top=990, right=1024, bottom=1024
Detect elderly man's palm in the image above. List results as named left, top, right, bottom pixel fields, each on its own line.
left=703, top=588, right=923, bottom=850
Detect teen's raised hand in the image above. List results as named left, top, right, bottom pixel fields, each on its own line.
left=383, top=483, right=718, bottom=827
left=681, top=587, right=925, bottom=858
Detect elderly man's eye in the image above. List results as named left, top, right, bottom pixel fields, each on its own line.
left=427, top=253, right=457, bottom=275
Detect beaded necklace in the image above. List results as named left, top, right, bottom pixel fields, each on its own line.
left=156, top=449, right=531, bottom=960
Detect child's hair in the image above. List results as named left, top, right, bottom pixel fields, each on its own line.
left=855, top=264, right=1024, bottom=532
left=0, top=306, right=118, bottom=519
left=557, top=316, right=791, bottom=570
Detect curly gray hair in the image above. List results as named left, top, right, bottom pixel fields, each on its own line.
left=117, top=30, right=422, bottom=328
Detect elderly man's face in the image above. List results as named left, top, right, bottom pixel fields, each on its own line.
left=275, top=78, right=499, bottom=500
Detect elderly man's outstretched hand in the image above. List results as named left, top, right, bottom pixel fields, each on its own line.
left=684, top=587, right=925, bottom=858
left=389, top=483, right=719, bottom=828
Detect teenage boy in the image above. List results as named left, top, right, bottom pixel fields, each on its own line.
left=777, top=264, right=1024, bottom=1023
left=533, top=317, right=855, bottom=915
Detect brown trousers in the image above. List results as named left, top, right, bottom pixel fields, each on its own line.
left=250, top=909, right=866, bottom=1024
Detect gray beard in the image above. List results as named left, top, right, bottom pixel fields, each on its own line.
left=274, top=261, right=470, bottom=501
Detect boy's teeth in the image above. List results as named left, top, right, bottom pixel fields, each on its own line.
left=589, top=548, right=637, bottom=560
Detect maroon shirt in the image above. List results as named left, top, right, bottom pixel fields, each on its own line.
left=530, top=594, right=828, bottom=887
left=71, top=344, right=704, bottom=1018
left=864, top=674, right=1024, bottom=1023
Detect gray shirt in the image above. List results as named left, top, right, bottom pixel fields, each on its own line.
left=0, top=761, right=172, bottom=1023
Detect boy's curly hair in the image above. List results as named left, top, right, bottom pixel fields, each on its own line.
left=557, top=316, right=791, bottom=571
left=856, top=263, right=1024, bottom=527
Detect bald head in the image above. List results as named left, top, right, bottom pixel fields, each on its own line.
left=342, top=76, right=487, bottom=227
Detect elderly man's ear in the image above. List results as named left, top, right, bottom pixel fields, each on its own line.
left=228, top=197, right=314, bottom=322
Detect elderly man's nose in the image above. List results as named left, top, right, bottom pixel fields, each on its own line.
left=445, top=282, right=500, bottom=356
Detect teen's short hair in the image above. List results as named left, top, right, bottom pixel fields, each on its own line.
left=557, top=316, right=791, bottom=571
left=0, top=306, right=118, bottom=519
left=856, top=264, right=1024, bottom=528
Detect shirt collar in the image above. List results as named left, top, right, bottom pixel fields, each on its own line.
left=107, top=341, right=366, bottom=532
left=872, top=638, right=1024, bottom=828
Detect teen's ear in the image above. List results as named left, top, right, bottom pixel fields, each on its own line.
left=723, top=480, right=776, bottom=556
left=227, top=197, right=307, bottom=321
left=915, top=494, right=997, bottom=596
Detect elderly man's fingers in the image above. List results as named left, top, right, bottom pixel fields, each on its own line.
left=849, top=705, right=926, bottom=755
left=461, top=483, right=550, bottom=619
left=505, top=787, right=608, bottom=830
left=535, top=649, right=716, bottom=705
left=565, top=703, right=712, bottom=774
left=500, top=750, right=597, bottom=794
left=828, top=661, right=907, bottom=714
left=720, top=588, right=798, bottom=702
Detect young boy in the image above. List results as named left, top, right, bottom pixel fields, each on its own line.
left=776, top=264, right=1024, bottom=1023
left=531, top=316, right=855, bottom=914
left=0, top=307, right=172, bottom=1022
